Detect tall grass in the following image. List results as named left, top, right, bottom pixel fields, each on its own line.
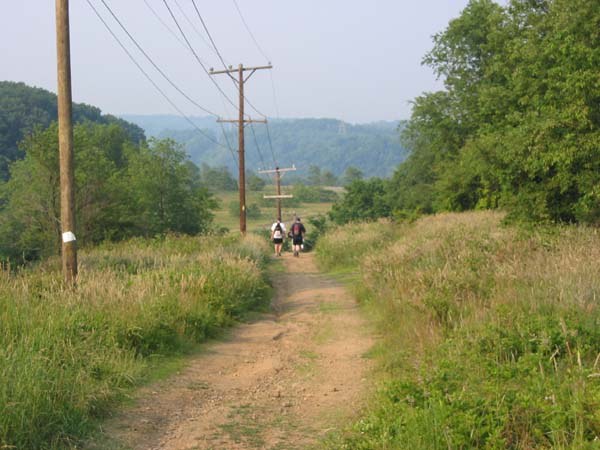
left=315, top=220, right=396, bottom=271
left=0, top=234, right=270, bottom=449
left=318, top=212, right=600, bottom=449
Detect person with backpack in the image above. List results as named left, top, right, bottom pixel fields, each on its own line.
left=270, top=217, right=286, bottom=256
left=290, top=217, right=306, bottom=257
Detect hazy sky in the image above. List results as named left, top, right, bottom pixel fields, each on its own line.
left=1, top=1, right=501, bottom=123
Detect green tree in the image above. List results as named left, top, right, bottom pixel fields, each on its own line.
left=199, top=163, right=238, bottom=191
left=329, top=178, right=390, bottom=224
left=0, top=123, right=134, bottom=259
left=126, top=139, right=215, bottom=235
left=321, top=170, right=338, bottom=186
left=306, top=165, right=322, bottom=186
left=0, top=129, right=216, bottom=261
left=342, top=166, right=363, bottom=186
left=247, top=171, right=266, bottom=191
left=292, top=184, right=338, bottom=203
left=391, top=0, right=600, bottom=223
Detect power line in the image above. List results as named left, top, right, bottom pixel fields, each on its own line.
left=85, top=0, right=238, bottom=168
left=98, top=0, right=238, bottom=163
left=232, top=0, right=270, bottom=62
left=244, top=95, right=269, bottom=120
left=249, top=122, right=269, bottom=175
left=173, top=0, right=225, bottom=64
left=190, top=0, right=233, bottom=80
left=265, top=122, right=278, bottom=167
left=170, top=0, right=240, bottom=123
left=98, top=0, right=218, bottom=117
left=142, top=0, right=218, bottom=72
left=142, top=0, right=187, bottom=49
left=229, top=0, right=280, bottom=162
left=218, top=121, right=235, bottom=158
left=161, top=0, right=240, bottom=113
left=269, top=70, right=281, bottom=118
left=142, top=0, right=238, bottom=145
left=180, top=5, right=245, bottom=125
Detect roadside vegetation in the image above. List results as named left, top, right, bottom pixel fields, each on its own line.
left=0, top=234, right=270, bottom=449
left=328, top=0, right=600, bottom=226
left=317, top=211, right=600, bottom=448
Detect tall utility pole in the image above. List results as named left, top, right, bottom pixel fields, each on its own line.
left=55, top=0, right=77, bottom=284
left=210, top=63, right=272, bottom=234
left=259, top=166, right=296, bottom=219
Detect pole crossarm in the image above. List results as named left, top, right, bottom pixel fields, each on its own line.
left=209, top=64, right=272, bottom=75
left=258, top=165, right=297, bottom=218
left=258, top=165, right=296, bottom=174
left=217, top=118, right=267, bottom=124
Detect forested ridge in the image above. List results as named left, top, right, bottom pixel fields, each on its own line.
left=0, top=81, right=145, bottom=180
left=123, top=115, right=408, bottom=178
left=333, top=0, right=600, bottom=225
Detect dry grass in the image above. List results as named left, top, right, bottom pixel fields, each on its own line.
left=0, top=234, right=271, bottom=449
left=315, top=219, right=396, bottom=271
left=318, top=211, right=600, bottom=448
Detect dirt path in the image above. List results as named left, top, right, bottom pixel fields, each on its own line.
left=92, top=253, right=373, bottom=450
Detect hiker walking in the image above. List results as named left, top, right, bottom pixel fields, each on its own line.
left=270, top=217, right=286, bottom=256
left=290, top=217, right=306, bottom=257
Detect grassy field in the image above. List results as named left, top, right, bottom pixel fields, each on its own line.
left=316, top=212, right=600, bottom=449
left=212, top=187, right=335, bottom=235
left=0, top=234, right=271, bottom=449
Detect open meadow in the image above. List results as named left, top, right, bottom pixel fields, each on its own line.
left=212, top=186, right=335, bottom=235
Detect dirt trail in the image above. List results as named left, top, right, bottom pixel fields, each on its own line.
left=93, top=253, right=374, bottom=450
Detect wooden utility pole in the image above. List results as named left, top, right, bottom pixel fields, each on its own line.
left=259, top=166, right=296, bottom=219
left=210, top=63, right=272, bottom=234
left=55, top=0, right=77, bottom=284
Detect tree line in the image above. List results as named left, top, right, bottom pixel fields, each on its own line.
left=0, top=122, right=216, bottom=262
left=153, top=118, right=407, bottom=179
left=332, top=0, right=600, bottom=225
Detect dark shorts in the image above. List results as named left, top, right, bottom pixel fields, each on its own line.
left=273, top=238, right=283, bottom=244
left=292, top=236, right=303, bottom=245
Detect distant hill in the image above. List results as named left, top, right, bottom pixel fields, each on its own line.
left=121, top=115, right=408, bottom=178
left=120, top=114, right=218, bottom=137
left=0, top=81, right=145, bottom=180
